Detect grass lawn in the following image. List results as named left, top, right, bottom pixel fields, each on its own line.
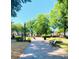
left=11, top=40, right=29, bottom=59
left=47, top=37, right=68, bottom=52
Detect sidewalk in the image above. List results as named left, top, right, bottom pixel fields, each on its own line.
left=19, top=37, right=67, bottom=59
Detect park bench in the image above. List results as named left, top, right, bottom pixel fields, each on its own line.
left=49, top=40, right=63, bottom=47
left=49, top=40, right=56, bottom=46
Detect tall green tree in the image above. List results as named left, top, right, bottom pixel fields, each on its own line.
left=11, top=23, right=23, bottom=33
left=50, top=0, right=68, bottom=37
left=33, top=14, right=51, bottom=36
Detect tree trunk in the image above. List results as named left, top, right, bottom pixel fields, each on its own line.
left=23, top=23, right=26, bottom=40
left=64, top=28, right=66, bottom=37
left=64, top=27, right=68, bottom=39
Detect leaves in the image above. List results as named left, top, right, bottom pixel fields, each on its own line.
left=11, top=0, right=31, bottom=17
left=32, top=14, right=51, bottom=35
left=50, top=0, right=68, bottom=36
left=11, top=23, right=23, bottom=32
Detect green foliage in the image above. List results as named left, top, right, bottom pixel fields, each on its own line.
left=11, top=0, right=31, bottom=17
left=15, top=36, right=23, bottom=41
left=25, top=15, right=51, bottom=36
left=11, top=0, right=68, bottom=37
left=50, top=0, right=68, bottom=36
left=26, top=37, right=32, bottom=40
left=15, top=36, right=22, bottom=38
left=25, top=37, right=31, bottom=42
left=57, top=28, right=64, bottom=33
left=25, top=20, right=36, bottom=34
left=11, top=23, right=23, bottom=32
left=33, top=14, right=51, bottom=35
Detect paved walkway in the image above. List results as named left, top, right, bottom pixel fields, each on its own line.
left=19, top=37, right=67, bottom=59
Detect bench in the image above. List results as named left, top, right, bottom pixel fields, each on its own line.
left=49, top=40, right=63, bottom=47
left=49, top=40, right=56, bottom=46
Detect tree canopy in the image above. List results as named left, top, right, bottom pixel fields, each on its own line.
left=32, top=14, right=51, bottom=35
left=11, top=0, right=31, bottom=17
left=11, top=23, right=23, bottom=32
left=50, top=0, right=68, bottom=36
left=11, top=0, right=68, bottom=37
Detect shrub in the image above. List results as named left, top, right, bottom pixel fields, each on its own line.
left=26, top=37, right=32, bottom=42
left=15, top=36, right=23, bottom=42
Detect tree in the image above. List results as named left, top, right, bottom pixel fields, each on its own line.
left=50, top=0, right=68, bottom=37
left=11, top=23, right=23, bottom=33
left=11, top=0, right=31, bottom=17
left=25, top=20, right=35, bottom=34
left=33, top=14, right=51, bottom=36
left=57, top=0, right=68, bottom=37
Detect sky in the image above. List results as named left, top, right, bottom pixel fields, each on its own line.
left=12, top=0, right=57, bottom=24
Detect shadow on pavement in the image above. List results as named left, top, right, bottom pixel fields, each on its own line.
left=18, top=40, right=68, bottom=59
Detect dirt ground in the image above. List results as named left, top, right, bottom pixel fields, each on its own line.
left=11, top=40, right=29, bottom=59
